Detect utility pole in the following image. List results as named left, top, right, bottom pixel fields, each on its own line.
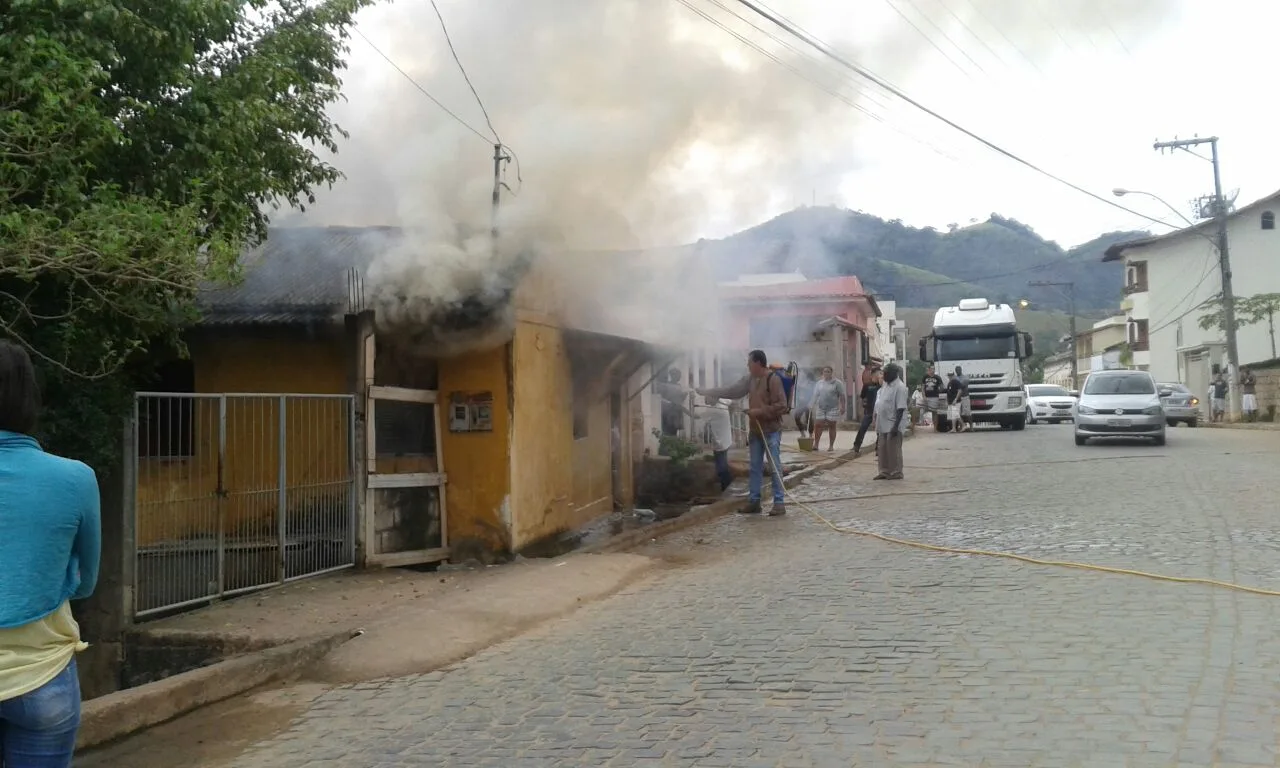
left=1029, top=280, right=1077, bottom=388
left=491, top=143, right=510, bottom=257
left=1154, top=136, right=1240, bottom=420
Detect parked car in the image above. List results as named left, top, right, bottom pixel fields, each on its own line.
left=1024, top=384, right=1077, bottom=424
left=1158, top=382, right=1200, bottom=428
left=1074, top=370, right=1166, bottom=446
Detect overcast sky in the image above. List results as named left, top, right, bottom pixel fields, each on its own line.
left=304, top=0, right=1276, bottom=250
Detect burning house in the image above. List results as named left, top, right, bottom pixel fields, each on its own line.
left=126, top=226, right=716, bottom=620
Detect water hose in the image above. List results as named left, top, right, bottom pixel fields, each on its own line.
left=754, top=420, right=1280, bottom=598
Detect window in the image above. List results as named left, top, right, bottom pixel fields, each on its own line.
left=137, top=360, right=195, bottom=459
left=1084, top=373, right=1155, bottom=395
left=572, top=386, right=590, bottom=440
left=1128, top=319, right=1150, bottom=352
left=375, top=401, right=435, bottom=458
left=934, top=334, right=1016, bottom=361
left=1124, top=262, right=1148, bottom=294
left=1264, top=211, right=1276, bottom=230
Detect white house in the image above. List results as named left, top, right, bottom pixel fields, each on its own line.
left=1103, top=188, right=1280, bottom=400
left=874, top=298, right=909, bottom=364
left=1042, top=352, right=1073, bottom=389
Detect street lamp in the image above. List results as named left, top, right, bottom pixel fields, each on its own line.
left=1017, top=298, right=1030, bottom=309
left=1113, top=188, right=1220, bottom=249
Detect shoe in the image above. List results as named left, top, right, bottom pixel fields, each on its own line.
left=872, top=473, right=888, bottom=480
left=738, top=502, right=763, bottom=515
left=853, top=447, right=861, bottom=457
left=768, top=503, right=786, bottom=516
left=888, top=473, right=904, bottom=480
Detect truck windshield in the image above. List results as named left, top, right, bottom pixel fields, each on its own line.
left=934, top=335, right=1016, bottom=361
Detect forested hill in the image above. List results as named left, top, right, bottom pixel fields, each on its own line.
left=695, top=206, right=1148, bottom=312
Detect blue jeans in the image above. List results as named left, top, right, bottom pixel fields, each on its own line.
left=712, top=450, right=733, bottom=491
left=748, top=431, right=785, bottom=505
left=0, top=658, right=80, bottom=768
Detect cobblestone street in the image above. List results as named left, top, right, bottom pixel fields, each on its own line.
left=116, top=426, right=1280, bottom=767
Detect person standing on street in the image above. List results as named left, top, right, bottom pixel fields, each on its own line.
left=697, top=349, right=789, bottom=516
left=0, top=340, right=102, bottom=767
left=808, top=365, right=846, bottom=452
left=921, top=366, right=944, bottom=425
left=945, top=370, right=965, bottom=433
left=1240, top=367, right=1258, bottom=422
left=1211, top=372, right=1228, bottom=423
left=853, top=365, right=881, bottom=457
left=694, top=395, right=735, bottom=492
left=874, top=363, right=909, bottom=480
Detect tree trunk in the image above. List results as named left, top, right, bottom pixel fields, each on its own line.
left=1270, top=312, right=1276, bottom=360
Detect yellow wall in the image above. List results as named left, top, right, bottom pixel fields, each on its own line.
left=509, top=320, right=614, bottom=550
left=135, top=329, right=352, bottom=548
left=437, top=345, right=512, bottom=552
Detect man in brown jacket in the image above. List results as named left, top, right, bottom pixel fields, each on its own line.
left=697, top=349, right=789, bottom=515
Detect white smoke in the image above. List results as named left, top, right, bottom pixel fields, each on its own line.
left=285, top=0, right=1180, bottom=353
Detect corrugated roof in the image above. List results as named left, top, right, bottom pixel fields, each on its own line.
left=199, top=226, right=404, bottom=325
left=1102, top=188, right=1280, bottom=262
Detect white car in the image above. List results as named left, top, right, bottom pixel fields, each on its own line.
left=1024, top=384, right=1077, bottom=425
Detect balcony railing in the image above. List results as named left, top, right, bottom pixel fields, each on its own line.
left=1131, top=338, right=1150, bottom=352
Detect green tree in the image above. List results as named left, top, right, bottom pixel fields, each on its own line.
left=2, top=0, right=371, bottom=468
left=1241, top=293, right=1280, bottom=361
left=1196, top=292, right=1250, bottom=335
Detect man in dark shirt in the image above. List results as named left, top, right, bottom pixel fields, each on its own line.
left=945, top=370, right=968, bottom=433
left=921, top=366, right=944, bottom=420
left=1241, top=366, right=1258, bottom=421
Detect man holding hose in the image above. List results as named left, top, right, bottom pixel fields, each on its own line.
left=697, top=349, right=789, bottom=516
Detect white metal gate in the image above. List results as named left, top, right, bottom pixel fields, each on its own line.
left=131, top=392, right=357, bottom=618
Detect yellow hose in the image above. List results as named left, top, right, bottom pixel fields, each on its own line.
left=756, top=421, right=1280, bottom=598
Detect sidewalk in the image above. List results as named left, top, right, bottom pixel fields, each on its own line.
left=79, top=553, right=653, bottom=750
left=1202, top=421, right=1280, bottom=430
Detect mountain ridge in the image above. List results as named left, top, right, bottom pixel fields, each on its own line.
left=692, top=206, right=1147, bottom=312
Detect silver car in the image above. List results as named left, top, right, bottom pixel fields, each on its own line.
left=1024, top=384, right=1076, bottom=424
left=1073, top=370, right=1166, bottom=446
left=1158, top=382, right=1201, bottom=427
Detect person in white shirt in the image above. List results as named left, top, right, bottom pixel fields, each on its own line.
left=694, top=395, right=735, bottom=491
left=873, top=363, right=910, bottom=480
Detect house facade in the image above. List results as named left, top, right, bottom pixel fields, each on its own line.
left=1104, top=189, right=1280, bottom=405
left=716, top=273, right=880, bottom=420
left=1042, top=352, right=1073, bottom=389
left=125, top=227, right=705, bottom=621
left=1073, top=315, right=1128, bottom=387
left=874, top=298, right=909, bottom=364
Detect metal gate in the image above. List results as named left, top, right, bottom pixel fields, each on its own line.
left=131, top=392, right=357, bottom=618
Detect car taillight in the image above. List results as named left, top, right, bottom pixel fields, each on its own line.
left=1191, top=397, right=1200, bottom=405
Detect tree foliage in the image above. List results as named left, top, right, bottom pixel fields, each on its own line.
left=1198, top=292, right=1280, bottom=360
left=1, top=0, right=372, bottom=468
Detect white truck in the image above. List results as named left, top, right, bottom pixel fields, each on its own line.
left=917, top=298, right=1034, bottom=432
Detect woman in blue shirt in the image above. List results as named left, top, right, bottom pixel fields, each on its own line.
left=0, top=340, right=101, bottom=766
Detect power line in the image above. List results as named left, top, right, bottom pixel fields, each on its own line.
left=882, top=0, right=979, bottom=80
left=725, top=0, right=1181, bottom=231
left=955, top=0, right=1045, bottom=76
left=932, top=0, right=1021, bottom=73
left=1146, top=250, right=1219, bottom=333
left=673, top=0, right=961, bottom=162
left=352, top=28, right=492, bottom=144
left=428, top=0, right=501, bottom=144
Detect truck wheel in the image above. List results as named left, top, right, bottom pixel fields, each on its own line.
left=1011, top=415, right=1026, bottom=431
left=1187, top=418, right=1198, bottom=428
left=1075, top=435, right=1088, bottom=446
left=1025, top=408, right=1035, bottom=425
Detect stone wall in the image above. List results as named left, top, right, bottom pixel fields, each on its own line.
left=1248, top=361, right=1280, bottom=420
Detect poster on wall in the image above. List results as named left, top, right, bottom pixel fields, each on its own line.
left=448, top=391, right=494, bottom=432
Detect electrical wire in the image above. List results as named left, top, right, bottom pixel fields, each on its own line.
left=933, top=0, right=1022, bottom=73
left=726, top=0, right=1179, bottom=231
left=955, top=0, right=1045, bottom=76
left=673, top=0, right=962, bottom=162
left=352, top=28, right=492, bottom=144
left=428, top=0, right=501, bottom=144
left=883, top=0, right=981, bottom=79
left=755, top=421, right=1280, bottom=599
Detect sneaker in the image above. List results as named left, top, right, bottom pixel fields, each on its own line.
left=872, top=473, right=889, bottom=480
left=888, top=472, right=904, bottom=480
left=768, top=503, right=787, bottom=516
left=738, top=502, right=763, bottom=515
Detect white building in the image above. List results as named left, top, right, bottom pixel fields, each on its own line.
left=1103, top=188, right=1280, bottom=399
left=1042, top=352, right=1073, bottom=388
left=873, top=299, right=908, bottom=364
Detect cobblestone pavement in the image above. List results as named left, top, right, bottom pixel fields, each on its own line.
left=230, top=426, right=1280, bottom=767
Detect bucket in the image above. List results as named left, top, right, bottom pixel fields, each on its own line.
left=797, top=436, right=815, bottom=452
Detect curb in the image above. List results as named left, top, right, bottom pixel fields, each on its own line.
left=77, top=631, right=351, bottom=751
left=1201, top=421, right=1280, bottom=431
left=583, top=446, right=863, bottom=554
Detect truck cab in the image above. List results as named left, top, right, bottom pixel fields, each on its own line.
left=918, top=298, right=1034, bottom=432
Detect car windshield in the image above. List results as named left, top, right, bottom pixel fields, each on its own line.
left=1028, top=385, right=1070, bottom=397
left=1084, top=374, right=1155, bottom=395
